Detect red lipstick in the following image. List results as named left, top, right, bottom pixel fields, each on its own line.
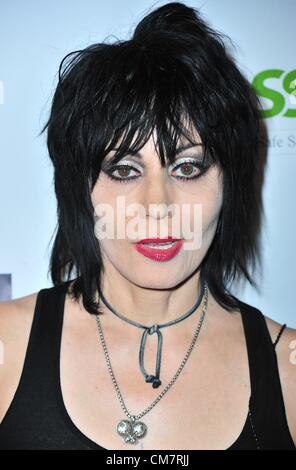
left=134, top=237, right=183, bottom=262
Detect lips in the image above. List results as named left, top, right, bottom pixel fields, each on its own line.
left=136, top=237, right=180, bottom=244
left=134, top=237, right=183, bottom=261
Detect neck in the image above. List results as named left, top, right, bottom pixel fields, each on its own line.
left=99, top=264, right=204, bottom=326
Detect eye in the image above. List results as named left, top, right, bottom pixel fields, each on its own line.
left=170, top=158, right=209, bottom=181
left=101, top=157, right=210, bottom=184
left=103, top=163, right=142, bottom=183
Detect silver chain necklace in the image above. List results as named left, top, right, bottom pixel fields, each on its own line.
left=94, top=283, right=208, bottom=445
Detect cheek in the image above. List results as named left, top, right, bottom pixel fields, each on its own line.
left=91, top=176, right=116, bottom=207
left=199, top=172, right=223, bottom=237
left=99, top=237, right=125, bottom=260
left=91, top=178, right=122, bottom=238
left=91, top=172, right=136, bottom=206
left=179, top=169, right=223, bottom=238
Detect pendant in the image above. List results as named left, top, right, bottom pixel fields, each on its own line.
left=117, top=417, right=147, bottom=444
left=139, top=325, right=163, bottom=389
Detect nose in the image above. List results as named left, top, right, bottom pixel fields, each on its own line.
left=143, top=174, right=174, bottom=220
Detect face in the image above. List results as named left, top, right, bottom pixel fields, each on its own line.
left=91, top=129, right=223, bottom=290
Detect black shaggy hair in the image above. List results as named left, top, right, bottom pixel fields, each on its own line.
left=41, top=1, right=264, bottom=315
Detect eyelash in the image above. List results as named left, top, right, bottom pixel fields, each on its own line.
left=103, top=159, right=210, bottom=184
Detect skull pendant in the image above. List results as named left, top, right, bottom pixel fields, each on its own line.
left=117, top=419, right=147, bottom=444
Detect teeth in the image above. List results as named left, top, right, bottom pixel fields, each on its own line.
left=143, top=242, right=176, bottom=249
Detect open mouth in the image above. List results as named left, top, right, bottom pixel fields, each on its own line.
left=141, top=241, right=177, bottom=249
left=134, top=239, right=183, bottom=261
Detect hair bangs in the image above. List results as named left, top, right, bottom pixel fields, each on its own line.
left=90, top=43, right=215, bottom=175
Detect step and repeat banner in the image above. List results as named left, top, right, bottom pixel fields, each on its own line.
left=0, top=0, right=295, bottom=326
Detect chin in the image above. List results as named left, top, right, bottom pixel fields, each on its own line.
left=130, top=274, right=182, bottom=290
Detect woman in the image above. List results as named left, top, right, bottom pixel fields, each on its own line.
left=0, top=2, right=295, bottom=450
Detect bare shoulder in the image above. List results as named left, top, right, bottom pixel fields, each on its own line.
left=0, top=291, right=39, bottom=334
left=0, top=291, right=39, bottom=421
left=0, top=291, right=39, bottom=364
left=264, top=314, right=296, bottom=446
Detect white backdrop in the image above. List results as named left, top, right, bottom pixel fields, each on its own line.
left=0, top=0, right=295, bottom=326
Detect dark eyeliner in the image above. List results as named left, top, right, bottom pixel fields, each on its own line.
left=102, top=158, right=210, bottom=183
left=102, top=163, right=141, bottom=184
left=170, top=159, right=211, bottom=182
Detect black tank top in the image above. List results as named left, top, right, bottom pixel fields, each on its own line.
left=0, top=280, right=295, bottom=450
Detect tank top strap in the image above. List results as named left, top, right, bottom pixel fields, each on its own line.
left=20, top=281, right=70, bottom=388
left=233, top=296, right=295, bottom=449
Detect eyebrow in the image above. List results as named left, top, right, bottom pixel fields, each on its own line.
left=112, top=143, right=203, bottom=159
